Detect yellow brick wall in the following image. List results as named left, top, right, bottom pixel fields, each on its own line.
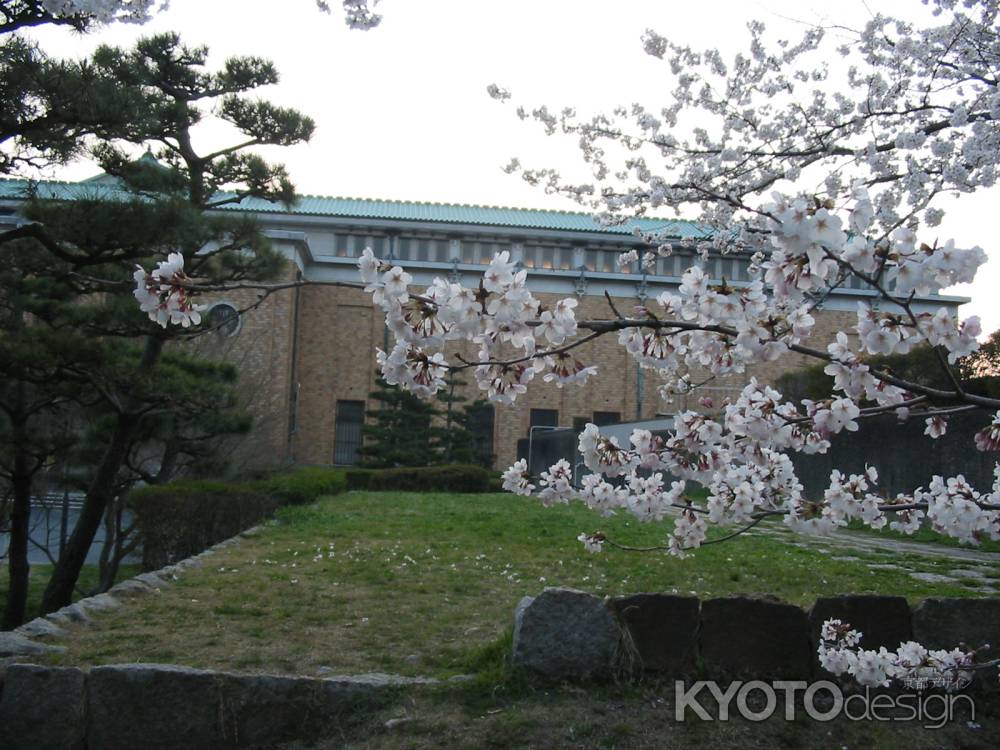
left=189, top=262, right=299, bottom=472
left=219, top=280, right=858, bottom=472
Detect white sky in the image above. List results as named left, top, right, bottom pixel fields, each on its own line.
left=25, top=0, right=1000, bottom=333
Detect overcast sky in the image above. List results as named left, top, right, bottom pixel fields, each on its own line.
left=26, top=0, right=1000, bottom=333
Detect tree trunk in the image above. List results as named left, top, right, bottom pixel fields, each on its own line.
left=40, top=336, right=164, bottom=614
left=2, top=403, right=32, bottom=630
left=94, top=499, right=115, bottom=595
left=154, top=440, right=180, bottom=484
left=96, top=492, right=137, bottom=593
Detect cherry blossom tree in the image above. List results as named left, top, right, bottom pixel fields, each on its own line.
left=137, top=0, right=999, bottom=688
left=0, top=1, right=382, bottom=33
left=358, top=0, right=1000, bottom=689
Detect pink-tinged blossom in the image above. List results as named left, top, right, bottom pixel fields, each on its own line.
left=502, top=459, right=534, bottom=496
left=818, top=618, right=975, bottom=691
left=925, top=416, right=947, bottom=439
left=538, top=459, right=574, bottom=507
left=975, top=414, right=1000, bottom=452
left=132, top=252, right=206, bottom=328
left=577, top=532, right=605, bottom=553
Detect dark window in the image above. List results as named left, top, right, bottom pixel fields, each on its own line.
left=333, top=400, right=365, bottom=465
left=394, top=237, right=412, bottom=261
left=467, top=403, right=495, bottom=466
left=593, top=411, right=621, bottom=426
left=529, top=408, right=558, bottom=429
left=572, top=416, right=589, bottom=431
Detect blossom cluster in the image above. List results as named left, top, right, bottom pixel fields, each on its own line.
left=359, top=247, right=591, bottom=402
left=132, top=252, right=205, bottom=328
left=315, top=1, right=383, bottom=30
left=38, top=0, right=165, bottom=25
left=818, top=619, right=977, bottom=690
left=350, top=204, right=1000, bottom=554
left=39, top=1, right=384, bottom=31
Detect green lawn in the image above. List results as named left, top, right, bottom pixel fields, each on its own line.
left=24, top=490, right=985, bottom=678
left=1, top=562, right=142, bottom=625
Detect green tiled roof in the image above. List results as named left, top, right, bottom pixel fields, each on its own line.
left=0, top=178, right=710, bottom=239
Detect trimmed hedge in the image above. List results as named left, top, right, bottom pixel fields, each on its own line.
left=257, top=467, right=347, bottom=505
left=364, top=464, right=492, bottom=493
left=133, top=465, right=497, bottom=571
left=132, top=481, right=278, bottom=570
left=132, top=468, right=347, bottom=570
left=345, top=468, right=375, bottom=492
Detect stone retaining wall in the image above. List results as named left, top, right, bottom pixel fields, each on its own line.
left=512, top=587, right=1000, bottom=690
left=0, top=662, right=434, bottom=750
left=4, top=580, right=998, bottom=747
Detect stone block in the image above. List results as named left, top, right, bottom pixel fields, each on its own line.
left=15, top=617, right=67, bottom=640
left=700, top=595, right=811, bottom=680
left=512, top=587, right=619, bottom=679
left=78, top=593, right=122, bottom=614
left=0, top=664, right=86, bottom=749
left=608, top=593, right=699, bottom=675
left=913, top=598, right=1000, bottom=691
left=134, top=572, right=166, bottom=589
left=809, top=594, right=912, bottom=673
left=45, top=603, right=91, bottom=627
left=87, top=664, right=222, bottom=749
left=87, top=663, right=393, bottom=749
left=108, top=579, right=152, bottom=598
left=0, top=632, right=66, bottom=657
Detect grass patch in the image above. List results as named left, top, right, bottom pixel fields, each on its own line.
left=336, top=678, right=998, bottom=750
left=1, top=563, right=142, bottom=624
left=24, top=490, right=984, bottom=678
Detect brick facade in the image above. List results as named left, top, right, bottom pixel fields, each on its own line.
left=220, top=271, right=879, bottom=472
left=0, top=181, right=966, bottom=475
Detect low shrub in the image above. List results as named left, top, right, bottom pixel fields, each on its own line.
left=255, top=467, right=346, bottom=505
left=132, top=468, right=347, bottom=570
left=344, top=468, right=375, bottom=491
left=365, top=464, right=492, bottom=493
left=486, top=471, right=503, bottom=493
left=132, top=481, right=278, bottom=570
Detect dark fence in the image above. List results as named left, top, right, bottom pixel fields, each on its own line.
left=517, top=412, right=996, bottom=499
left=791, top=411, right=997, bottom=498
left=518, top=427, right=579, bottom=476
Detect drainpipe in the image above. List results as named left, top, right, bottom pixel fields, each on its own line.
left=636, top=368, right=644, bottom=421
left=286, top=269, right=303, bottom=465
left=383, top=233, right=397, bottom=354
left=635, top=268, right=649, bottom=420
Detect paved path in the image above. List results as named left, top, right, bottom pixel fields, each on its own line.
left=746, top=523, right=999, bottom=593
left=814, top=529, right=1000, bottom=564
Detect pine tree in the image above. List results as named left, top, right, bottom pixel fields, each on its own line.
left=13, top=32, right=314, bottom=616
left=358, top=379, right=445, bottom=468
left=437, top=373, right=493, bottom=467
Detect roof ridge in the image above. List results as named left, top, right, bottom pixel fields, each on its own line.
left=0, top=176, right=91, bottom=188
left=0, top=177, right=699, bottom=230
left=290, top=191, right=686, bottom=222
